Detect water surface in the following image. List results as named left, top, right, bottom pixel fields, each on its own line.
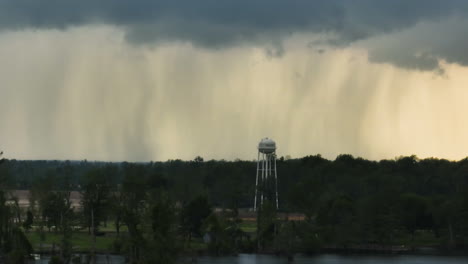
left=34, top=253, right=468, bottom=264
left=196, top=254, right=468, bottom=264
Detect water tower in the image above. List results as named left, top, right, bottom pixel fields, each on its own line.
left=254, top=138, right=279, bottom=211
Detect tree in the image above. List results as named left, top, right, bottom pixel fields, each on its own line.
left=6, top=227, right=33, bottom=264
left=274, top=220, right=297, bottom=260
left=432, top=197, right=459, bottom=248
left=257, top=200, right=277, bottom=251
left=316, top=195, right=357, bottom=246
left=202, top=210, right=246, bottom=255
left=80, top=167, right=113, bottom=264
left=180, top=195, right=212, bottom=243
left=0, top=191, right=33, bottom=263
left=22, top=211, right=33, bottom=232
left=31, top=173, right=56, bottom=253
left=41, top=192, right=63, bottom=231
left=120, top=163, right=148, bottom=262
left=0, top=152, right=33, bottom=263
left=357, top=194, right=399, bottom=244
left=146, top=194, right=179, bottom=263
left=397, top=193, right=433, bottom=239
left=80, top=168, right=111, bottom=234
left=194, top=156, right=204, bottom=163
left=0, top=152, right=11, bottom=190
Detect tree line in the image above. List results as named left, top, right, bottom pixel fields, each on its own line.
left=1, top=154, right=468, bottom=262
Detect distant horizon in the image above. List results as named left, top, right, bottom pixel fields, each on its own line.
left=3, top=153, right=468, bottom=163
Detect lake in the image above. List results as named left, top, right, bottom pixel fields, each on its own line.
left=33, top=254, right=125, bottom=264
left=33, top=253, right=468, bottom=263
left=195, top=254, right=468, bottom=264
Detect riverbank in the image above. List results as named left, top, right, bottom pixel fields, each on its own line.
left=30, top=244, right=468, bottom=264
left=24, top=224, right=468, bottom=259
left=187, top=244, right=468, bottom=260
left=319, top=245, right=468, bottom=256
left=190, top=253, right=468, bottom=264
left=32, top=253, right=468, bottom=264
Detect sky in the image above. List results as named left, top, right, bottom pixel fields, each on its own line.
left=2, top=1, right=468, bottom=161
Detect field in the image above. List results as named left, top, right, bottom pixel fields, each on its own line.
left=26, top=230, right=117, bottom=253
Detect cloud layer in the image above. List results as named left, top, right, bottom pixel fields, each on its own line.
left=3, top=2, right=468, bottom=161
left=2, top=27, right=468, bottom=161
left=1, top=1, right=468, bottom=70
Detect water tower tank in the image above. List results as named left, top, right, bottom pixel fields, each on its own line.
left=258, top=138, right=276, bottom=154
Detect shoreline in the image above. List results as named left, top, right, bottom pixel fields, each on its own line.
left=186, top=247, right=468, bottom=259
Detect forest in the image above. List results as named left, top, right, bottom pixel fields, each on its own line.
left=1, top=153, right=468, bottom=263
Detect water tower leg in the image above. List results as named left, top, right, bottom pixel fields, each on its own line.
left=266, top=155, right=270, bottom=201
left=260, top=153, right=265, bottom=207
left=274, top=155, right=279, bottom=210
left=254, top=152, right=260, bottom=211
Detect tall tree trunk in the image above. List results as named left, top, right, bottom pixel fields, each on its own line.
left=60, top=213, right=63, bottom=260
left=448, top=220, right=454, bottom=248
left=91, top=208, right=96, bottom=264
left=115, top=216, right=120, bottom=236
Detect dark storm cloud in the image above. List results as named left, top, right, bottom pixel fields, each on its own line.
left=1, top=0, right=468, bottom=70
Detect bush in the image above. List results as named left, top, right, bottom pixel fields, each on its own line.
left=113, top=238, right=123, bottom=253
left=7, top=250, right=27, bottom=264
left=48, top=255, right=64, bottom=264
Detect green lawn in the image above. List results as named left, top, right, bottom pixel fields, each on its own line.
left=239, top=221, right=257, bottom=233
left=93, top=222, right=128, bottom=233
left=394, top=230, right=440, bottom=247
left=189, top=239, right=208, bottom=251
left=26, top=231, right=117, bottom=253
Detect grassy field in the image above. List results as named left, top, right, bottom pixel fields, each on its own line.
left=25, top=231, right=215, bottom=255
left=95, top=222, right=128, bottom=233
left=394, top=230, right=440, bottom=247
left=239, top=221, right=257, bottom=233
left=26, top=231, right=117, bottom=253
left=189, top=239, right=208, bottom=251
